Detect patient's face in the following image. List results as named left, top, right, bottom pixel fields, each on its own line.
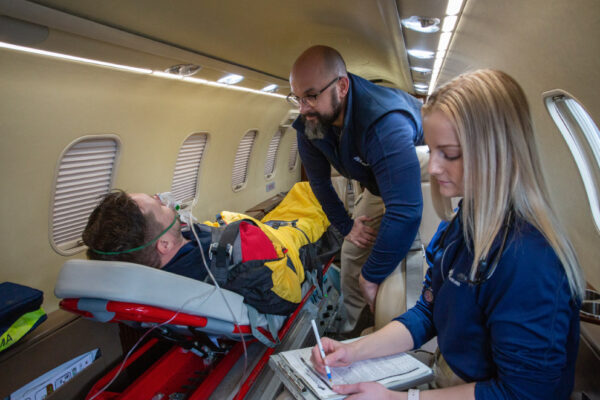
left=130, top=193, right=177, bottom=231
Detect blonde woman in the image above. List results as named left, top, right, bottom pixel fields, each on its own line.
left=311, top=69, right=584, bottom=400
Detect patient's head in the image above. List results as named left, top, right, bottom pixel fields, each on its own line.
left=83, top=190, right=185, bottom=268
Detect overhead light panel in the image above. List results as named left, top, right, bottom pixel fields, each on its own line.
left=261, top=84, right=278, bottom=92
left=0, top=41, right=286, bottom=99
left=0, top=41, right=152, bottom=74
left=442, top=15, right=458, bottom=32
left=446, top=0, right=464, bottom=16
left=411, top=66, right=432, bottom=74
left=433, top=55, right=444, bottom=71
left=401, top=16, right=440, bottom=33
left=408, top=49, right=435, bottom=59
left=438, top=32, right=452, bottom=52
left=217, top=73, right=244, bottom=85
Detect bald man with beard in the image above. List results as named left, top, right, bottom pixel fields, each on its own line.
left=288, top=45, right=424, bottom=335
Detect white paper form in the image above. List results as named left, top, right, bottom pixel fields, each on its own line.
left=279, top=347, right=429, bottom=399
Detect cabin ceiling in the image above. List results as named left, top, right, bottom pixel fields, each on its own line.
left=1, top=0, right=451, bottom=94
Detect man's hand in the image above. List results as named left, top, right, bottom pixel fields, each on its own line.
left=359, top=274, right=379, bottom=312
left=345, top=215, right=377, bottom=249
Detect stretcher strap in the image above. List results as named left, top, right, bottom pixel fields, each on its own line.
left=247, top=305, right=281, bottom=348
left=210, top=220, right=246, bottom=285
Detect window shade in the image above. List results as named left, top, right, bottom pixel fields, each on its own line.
left=51, top=137, right=119, bottom=254
left=171, top=133, right=208, bottom=203
left=232, top=130, right=257, bottom=191
left=288, top=135, right=299, bottom=171
left=545, top=91, right=600, bottom=231
left=264, top=130, right=282, bottom=178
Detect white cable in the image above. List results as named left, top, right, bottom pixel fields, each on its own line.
left=88, top=288, right=217, bottom=400
left=187, top=213, right=249, bottom=393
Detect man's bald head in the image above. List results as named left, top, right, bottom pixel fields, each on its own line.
left=291, top=45, right=347, bottom=82
left=289, top=46, right=350, bottom=131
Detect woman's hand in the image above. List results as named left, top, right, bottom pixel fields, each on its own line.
left=310, top=337, right=353, bottom=375
left=333, top=381, right=397, bottom=400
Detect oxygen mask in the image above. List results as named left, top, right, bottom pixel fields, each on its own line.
left=156, top=192, right=196, bottom=227
left=156, top=192, right=182, bottom=211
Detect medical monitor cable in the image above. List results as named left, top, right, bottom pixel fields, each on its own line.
left=87, top=287, right=217, bottom=400
left=186, top=210, right=250, bottom=394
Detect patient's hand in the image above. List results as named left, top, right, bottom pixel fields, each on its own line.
left=359, top=274, right=379, bottom=312
left=345, top=216, right=376, bottom=249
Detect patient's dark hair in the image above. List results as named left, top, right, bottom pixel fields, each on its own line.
left=82, top=190, right=162, bottom=268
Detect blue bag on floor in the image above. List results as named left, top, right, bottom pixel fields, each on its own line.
left=0, top=282, right=47, bottom=352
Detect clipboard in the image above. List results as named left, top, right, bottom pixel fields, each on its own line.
left=269, top=345, right=434, bottom=399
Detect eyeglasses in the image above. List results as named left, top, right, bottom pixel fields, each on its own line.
left=438, top=210, right=513, bottom=286
left=287, top=77, right=341, bottom=107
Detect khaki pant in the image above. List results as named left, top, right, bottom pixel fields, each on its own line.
left=431, top=349, right=466, bottom=388
left=340, top=188, right=385, bottom=333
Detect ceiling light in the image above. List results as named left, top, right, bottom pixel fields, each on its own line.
left=164, top=64, right=202, bottom=77
left=408, top=49, right=435, bottom=59
left=0, top=41, right=152, bottom=74
left=218, top=73, right=244, bottom=85
left=442, top=15, right=458, bottom=32
left=0, top=41, right=287, bottom=99
left=152, top=71, right=183, bottom=80
left=411, top=66, right=432, bottom=74
left=438, top=32, right=452, bottom=52
left=446, top=0, right=464, bottom=16
left=261, top=84, right=278, bottom=92
left=401, top=16, right=440, bottom=33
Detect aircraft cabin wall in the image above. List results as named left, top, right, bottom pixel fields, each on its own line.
left=438, top=0, right=600, bottom=291
left=0, top=35, right=298, bottom=313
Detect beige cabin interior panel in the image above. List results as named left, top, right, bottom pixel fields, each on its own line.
left=0, top=48, right=299, bottom=313
left=440, top=0, right=600, bottom=289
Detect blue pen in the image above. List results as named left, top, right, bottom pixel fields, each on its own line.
left=311, top=319, right=332, bottom=382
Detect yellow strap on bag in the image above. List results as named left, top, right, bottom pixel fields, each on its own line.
left=0, top=307, right=46, bottom=352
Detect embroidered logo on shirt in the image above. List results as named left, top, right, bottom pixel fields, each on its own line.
left=353, top=156, right=370, bottom=166
left=424, top=288, right=434, bottom=304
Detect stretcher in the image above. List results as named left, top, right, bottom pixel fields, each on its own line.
left=55, top=258, right=340, bottom=399
left=54, top=182, right=343, bottom=399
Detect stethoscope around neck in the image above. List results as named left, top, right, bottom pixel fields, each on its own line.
left=436, top=208, right=514, bottom=286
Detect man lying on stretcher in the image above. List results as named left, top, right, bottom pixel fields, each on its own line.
left=82, top=182, right=340, bottom=315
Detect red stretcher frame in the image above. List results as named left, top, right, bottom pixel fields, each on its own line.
left=73, top=258, right=333, bottom=400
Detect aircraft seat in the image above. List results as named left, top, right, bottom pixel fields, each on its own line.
left=374, top=145, right=443, bottom=330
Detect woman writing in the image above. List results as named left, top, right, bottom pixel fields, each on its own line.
left=311, top=69, right=584, bottom=399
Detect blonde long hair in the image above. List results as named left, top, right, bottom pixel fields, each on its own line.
left=424, top=69, right=584, bottom=299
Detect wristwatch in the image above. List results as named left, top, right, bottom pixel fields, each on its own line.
left=408, top=388, right=420, bottom=400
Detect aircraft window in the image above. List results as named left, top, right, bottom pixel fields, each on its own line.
left=264, top=130, right=283, bottom=179
left=171, top=133, right=208, bottom=203
left=545, top=91, right=600, bottom=231
left=50, top=136, right=120, bottom=255
left=232, top=130, right=258, bottom=191
left=288, top=136, right=299, bottom=171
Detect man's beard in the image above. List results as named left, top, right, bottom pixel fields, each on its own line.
left=302, top=92, right=343, bottom=140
